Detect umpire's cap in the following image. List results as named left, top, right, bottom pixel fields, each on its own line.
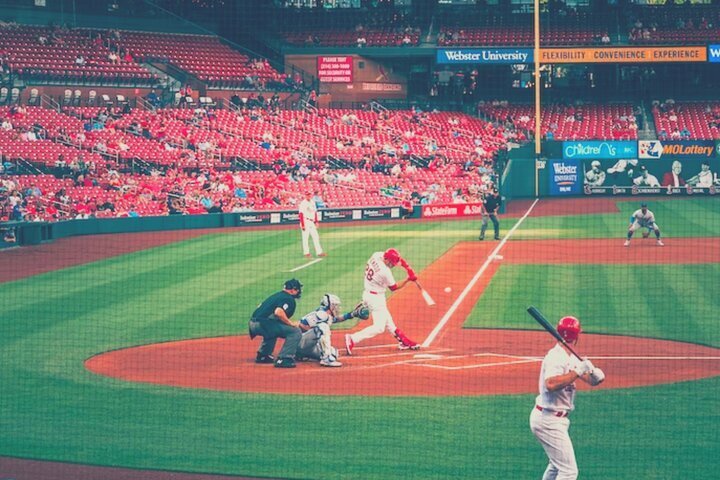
left=284, top=278, right=303, bottom=298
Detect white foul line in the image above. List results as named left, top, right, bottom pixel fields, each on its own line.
left=421, top=198, right=541, bottom=348
left=288, top=258, right=324, bottom=272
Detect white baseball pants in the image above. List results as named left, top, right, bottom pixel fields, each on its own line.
left=301, top=221, right=323, bottom=256
left=349, top=291, right=397, bottom=344
left=530, top=407, right=578, bottom=480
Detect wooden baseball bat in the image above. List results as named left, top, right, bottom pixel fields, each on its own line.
left=527, top=306, right=582, bottom=361
left=415, top=280, right=436, bottom=307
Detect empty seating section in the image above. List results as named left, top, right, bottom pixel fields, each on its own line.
left=115, top=32, right=287, bottom=89
left=278, top=7, right=420, bottom=47
left=628, top=6, right=720, bottom=44
left=652, top=102, right=720, bottom=140
left=438, top=11, right=607, bottom=46
left=0, top=26, right=154, bottom=85
left=478, top=103, right=638, bottom=141
left=284, top=29, right=420, bottom=47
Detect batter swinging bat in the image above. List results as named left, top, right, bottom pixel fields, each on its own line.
left=415, top=280, right=436, bottom=307
left=527, top=306, right=582, bottom=361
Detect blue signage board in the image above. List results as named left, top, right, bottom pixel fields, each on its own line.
left=549, top=159, right=582, bottom=195
left=436, top=48, right=534, bottom=64
left=562, top=141, right=638, bottom=160
left=709, top=45, right=720, bottom=62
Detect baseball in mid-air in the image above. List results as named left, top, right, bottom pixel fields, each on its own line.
left=444, top=287, right=452, bottom=293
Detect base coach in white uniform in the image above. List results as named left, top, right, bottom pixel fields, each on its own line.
left=530, top=316, right=605, bottom=480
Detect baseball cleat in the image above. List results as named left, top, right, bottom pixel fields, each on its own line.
left=624, top=240, right=630, bottom=247
left=304, top=254, right=312, bottom=258
left=398, top=343, right=420, bottom=351
left=274, top=357, right=296, bottom=368
left=255, top=354, right=275, bottom=364
left=320, top=358, right=342, bottom=367
left=344, top=334, right=354, bottom=356
left=657, top=240, right=664, bottom=246
left=318, top=252, right=327, bottom=257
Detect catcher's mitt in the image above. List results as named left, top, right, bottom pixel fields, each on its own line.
left=351, top=302, right=370, bottom=320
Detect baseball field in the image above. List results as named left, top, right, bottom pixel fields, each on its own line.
left=1, top=196, right=719, bottom=479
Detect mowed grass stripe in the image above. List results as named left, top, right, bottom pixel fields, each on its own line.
left=466, top=264, right=720, bottom=346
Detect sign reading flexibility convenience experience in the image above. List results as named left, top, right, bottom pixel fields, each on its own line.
left=540, top=46, right=707, bottom=63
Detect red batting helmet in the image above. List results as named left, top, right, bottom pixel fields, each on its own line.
left=383, top=248, right=401, bottom=266
left=557, top=316, right=582, bottom=343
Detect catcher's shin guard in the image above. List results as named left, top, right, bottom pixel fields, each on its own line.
left=393, top=328, right=420, bottom=350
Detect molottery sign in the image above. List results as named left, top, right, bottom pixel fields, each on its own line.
left=436, top=48, right=533, bottom=64
left=563, top=141, right=638, bottom=160
left=639, top=140, right=718, bottom=159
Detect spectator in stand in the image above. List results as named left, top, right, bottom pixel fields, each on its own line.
left=356, top=35, right=367, bottom=47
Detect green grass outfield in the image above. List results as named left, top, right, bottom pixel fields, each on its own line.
left=1, top=197, right=719, bottom=479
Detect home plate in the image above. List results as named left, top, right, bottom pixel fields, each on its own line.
left=414, top=353, right=444, bottom=360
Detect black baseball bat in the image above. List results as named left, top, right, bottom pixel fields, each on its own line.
left=527, top=306, right=583, bottom=361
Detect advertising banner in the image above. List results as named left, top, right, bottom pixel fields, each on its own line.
left=540, top=46, right=706, bottom=63
left=436, top=48, right=533, bottom=64
left=317, top=56, right=353, bottom=83
left=421, top=203, right=485, bottom=218
left=708, top=45, right=720, bottom=63
left=548, top=160, right=582, bottom=196
left=580, top=157, right=719, bottom=196
left=563, top=141, right=638, bottom=160
left=638, top=140, right=718, bottom=159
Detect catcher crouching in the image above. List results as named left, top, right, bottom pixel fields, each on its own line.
left=296, top=294, right=370, bottom=367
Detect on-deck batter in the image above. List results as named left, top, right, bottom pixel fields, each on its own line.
left=530, top=316, right=605, bottom=480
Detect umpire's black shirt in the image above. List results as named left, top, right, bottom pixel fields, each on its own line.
left=252, top=291, right=297, bottom=323
left=483, top=193, right=501, bottom=213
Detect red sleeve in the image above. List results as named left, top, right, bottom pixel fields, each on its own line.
left=299, top=212, right=305, bottom=229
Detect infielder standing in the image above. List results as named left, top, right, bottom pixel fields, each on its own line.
left=345, top=248, right=420, bottom=355
left=530, top=316, right=605, bottom=480
left=298, top=191, right=326, bottom=258
left=625, top=202, right=663, bottom=246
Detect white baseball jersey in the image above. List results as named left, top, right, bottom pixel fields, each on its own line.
left=631, top=208, right=656, bottom=227
left=696, top=170, right=713, bottom=188
left=298, top=198, right=317, bottom=224
left=364, top=252, right=396, bottom=293
left=633, top=173, right=660, bottom=187
left=535, top=344, right=582, bottom=413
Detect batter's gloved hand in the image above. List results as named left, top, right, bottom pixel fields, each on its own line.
left=351, top=302, right=370, bottom=320
left=589, top=367, right=605, bottom=386
left=407, top=269, right=417, bottom=282
left=574, top=360, right=593, bottom=377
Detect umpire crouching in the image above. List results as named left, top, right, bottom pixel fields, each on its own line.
left=249, top=279, right=303, bottom=368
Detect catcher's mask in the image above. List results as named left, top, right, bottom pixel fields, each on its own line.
left=321, top=293, right=342, bottom=317
left=284, top=278, right=303, bottom=298
left=557, top=316, right=582, bottom=343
